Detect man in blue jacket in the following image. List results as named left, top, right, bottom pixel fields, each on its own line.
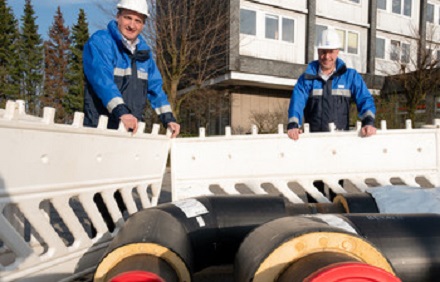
left=287, top=29, right=376, bottom=140
left=83, top=0, right=180, bottom=137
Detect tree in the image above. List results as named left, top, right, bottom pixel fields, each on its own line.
left=65, top=9, right=89, bottom=123
left=146, top=0, right=230, bottom=120
left=249, top=108, right=287, bottom=134
left=0, top=0, right=21, bottom=108
left=383, top=25, right=440, bottom=127
left=43, top=6, right=71, bottom=123
left=20, top=0, right=43, bottom=115
left=179, top=89, right=230, bottom=135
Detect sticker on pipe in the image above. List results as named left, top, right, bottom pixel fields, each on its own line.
left=173, top=198, right=209, bottom=218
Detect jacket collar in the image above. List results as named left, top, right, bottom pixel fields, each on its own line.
left=304, top=58, right=347, bottom=80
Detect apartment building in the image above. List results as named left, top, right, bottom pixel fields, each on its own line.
left=181, top=0, right=440, bottom=133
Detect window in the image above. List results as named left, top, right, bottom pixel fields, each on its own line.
left=316, top=25, right=359, bottom=55
left=240, top=9, right=256, bottom=36
left=401, top=43, right=410, bottom=63
left=376, top=38, right=385, bottom=59
left=336, top=29, right=346, bottom=52
left=282, top=18, right=295, bottom=43
left=392, top=0, right=412, bottom=16
left=315, top=25, right=327, bottom=47
left=392, top=0, right=401, bottom=14
left=377, top=0, right=386, bottom=10
left=240, top=9, right=295, bottom=44
left=426, top=48, right=433, bottom=65
left=391, top=40, right=410, bottom=63
left=265, top=14, right=279, bottom=40
left=403, top=0, right=411, bottom=16
left=347, top=31, right=358, bottom=54
left=437, top=50, right=440, bottom=66
left=348, top=0, right=360, bottom=3
left=427, top=3, right=434, bottom=23
left=266, top=14, right=295, bottom=43
left=390, top=40, right=400, bottom=61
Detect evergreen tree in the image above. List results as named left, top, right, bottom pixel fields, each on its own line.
left=0, top=0, right=21, bottom=108
left=20, top=0, right=43, bottom=114
left=65, top=8, right=89, bottom=122
left=43, top=6, right=71, bottom=123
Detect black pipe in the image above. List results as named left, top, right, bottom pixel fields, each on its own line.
left=235, top=213, right=440, bottom=282
left=94, top=193, right=383, bottom=281
left=343, top=213, right=440, bottom=282
left=94, top=195, right=287, bottom=281
left=234, top=215, right=396, bottom=282
left=334, top=193, right=380, bottom=213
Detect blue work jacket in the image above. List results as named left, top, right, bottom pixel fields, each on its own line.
left=83, top=20, right=175, bottom=129
left=288, top=58, right=375, bottom=132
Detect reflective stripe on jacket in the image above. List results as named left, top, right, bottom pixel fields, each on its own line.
left=288, top=58, right=375, bottom=132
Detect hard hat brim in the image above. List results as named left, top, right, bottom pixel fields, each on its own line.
left=117, top=7, right=149, bottom=18
left=317, top=45, right=341, bottom=50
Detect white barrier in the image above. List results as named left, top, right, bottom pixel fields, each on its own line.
left=171, top=121, right=440, bottom=203
left=2, top=99, right=440, bottom=281
left=0, top=101, right=171, bottom=282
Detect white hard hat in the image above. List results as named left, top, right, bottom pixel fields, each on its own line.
left=317, top=29, right=341, bottom=49
left=117, top=0, right=150, bottom=18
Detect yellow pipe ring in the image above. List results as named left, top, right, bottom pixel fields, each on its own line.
left=253, top=231, right=395, bottom=282
left=94, top=242, right=191, bottom=282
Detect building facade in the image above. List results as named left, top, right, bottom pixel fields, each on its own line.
left=181, top=0, right=440, bottom=133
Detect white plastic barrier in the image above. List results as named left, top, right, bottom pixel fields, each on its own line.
left=2, top=98, right=440, bottom=281
left=171, top=121, right=440, bottom=203
left=0, top=101, right=171, bottom=282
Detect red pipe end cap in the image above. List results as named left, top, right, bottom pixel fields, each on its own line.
left=110, top=271, right=165, bottom=282
left=305, top=262, right=401, bottom=282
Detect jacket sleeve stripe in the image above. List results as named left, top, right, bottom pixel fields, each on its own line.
left=288, top=117, right=300, bottom=124
left=154, top=105, right=173, bottom=115
left=359, top=110, right=375, bottom=120
left=106, top=97, right=125, bottom=113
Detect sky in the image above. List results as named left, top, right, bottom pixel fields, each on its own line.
left=9, top=0, right=116, bottom=39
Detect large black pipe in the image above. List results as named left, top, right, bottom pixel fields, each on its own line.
left=94, top=195, right=287, bottom=281
left=235, top=214, right=440, bottom=282
left=343, top=214, right=440, bottom=282
left=234, top=215, right=396, bottom=282
left=94, top=193, right=382, bottom=281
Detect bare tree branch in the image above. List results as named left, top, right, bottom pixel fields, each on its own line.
left=383, top=24, right=440, bottom=125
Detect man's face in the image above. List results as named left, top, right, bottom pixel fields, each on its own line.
left=117, top=9, right=146, bottom=42
left=318, top=49, right=339, bottom=72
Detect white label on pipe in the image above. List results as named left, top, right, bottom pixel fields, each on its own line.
left=173, top=198, right=209, bottom=218
left=303, top=214, right=358, bottom=234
